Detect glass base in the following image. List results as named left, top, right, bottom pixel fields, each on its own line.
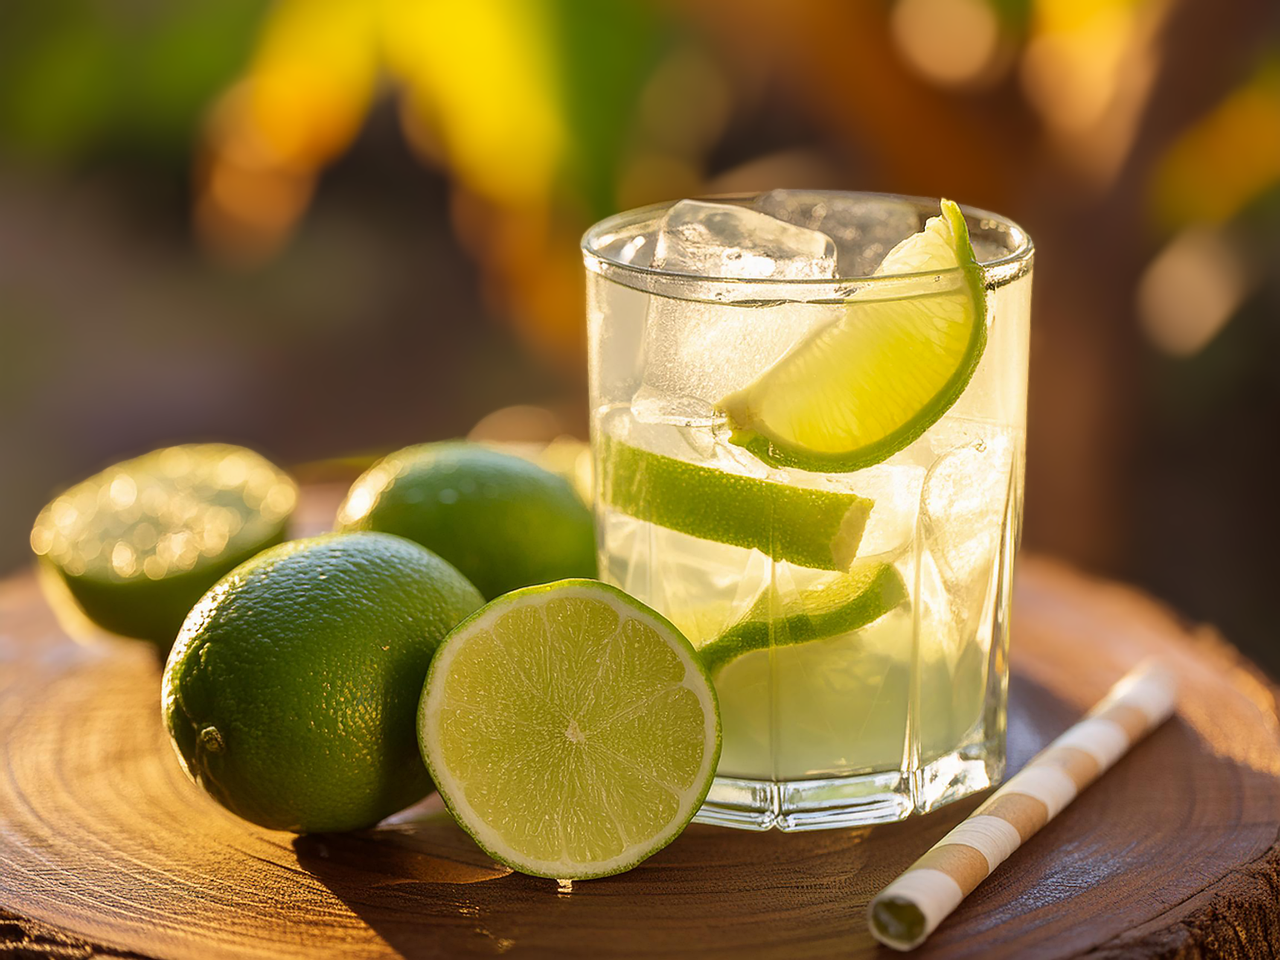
left=694, top=748, right=1001, bottom=831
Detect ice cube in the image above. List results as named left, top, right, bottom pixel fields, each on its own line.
left=604, top=415, right=771, bottom=479
left=833, top=460, right=925, bottom=561
left=631, top=296, right=841, bottom=425
left=632, top=201, right=843, bottom=424
left=651, top=199, right=838, bottom=280
left=920, top=428, right=1016, bottom=632
left=754, top=190, right=924, bottom=278
left=598, top=508, right=768, bottom=646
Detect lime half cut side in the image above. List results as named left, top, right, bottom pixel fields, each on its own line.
left=718, top=199, right=988, bottom=472
left=599, top=435, right=872, bottom=571
left=698, top=561, right=908, bottom=677
left=418, top=579, right=721, bottom=880
left=30, top=444, right=297, bottom=649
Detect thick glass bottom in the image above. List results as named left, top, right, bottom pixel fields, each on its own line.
left=694, top=746, right=1003, bottom=831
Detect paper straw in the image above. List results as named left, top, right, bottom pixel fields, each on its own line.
left=868, top=659, right=1178, bottom=951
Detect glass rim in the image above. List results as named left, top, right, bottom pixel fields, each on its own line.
left=580, top=190, right=1034, bottom=289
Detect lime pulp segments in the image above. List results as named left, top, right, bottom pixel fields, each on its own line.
left=718, top=199, right=988, bottom=472
left=418, top=579, right=721, bottom=879
left=598, top=435, right=872, bottom=571
left=697, top=561, right=909, bottom=676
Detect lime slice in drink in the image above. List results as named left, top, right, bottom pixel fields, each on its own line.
left=718, top=200, right=987, bottom=472
left=30, top=444, right=297, bottom=650
left=598, top=435, right=872, bottom=571
left=697, top=561, right=908, bottom=676
left=418, top=579, right=720, bottom=879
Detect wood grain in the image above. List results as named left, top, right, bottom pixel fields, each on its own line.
left=2, top=485, right=1279, bottom=959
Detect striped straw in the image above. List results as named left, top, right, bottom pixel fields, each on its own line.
left=868, top=659, right=1178, bottom=951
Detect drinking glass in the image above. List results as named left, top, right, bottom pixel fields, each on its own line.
left=582, top=191, right=1033, bottom=829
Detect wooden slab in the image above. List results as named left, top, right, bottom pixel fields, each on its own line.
left=2, top=485, right=1279, bottom=959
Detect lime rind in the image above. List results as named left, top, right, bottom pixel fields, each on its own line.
left=418, top=579, right=721, bottom=880
left=698, top=561, right=908, bottom=677
left=718, top=199, right=988, bottom=473
left=598, top=435, right=873, bottom=571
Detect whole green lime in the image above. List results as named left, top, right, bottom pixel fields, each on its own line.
left=161, top=532, right=484, bottom=833
left=335, top=442, right=597, bottom=600
left=30, top=443, right=297, bottom=651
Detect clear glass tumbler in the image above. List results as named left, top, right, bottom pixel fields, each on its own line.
left=582, top=191, right=1033, bottom=830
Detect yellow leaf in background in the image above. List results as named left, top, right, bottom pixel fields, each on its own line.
left=196, top=0, right=381, bottom=261
left=246, top=0, right=381, bottom=169
left=1153, top=63, right=1280, bottom=228
left=1020, top=0, right=1170, bottom=185
left=381, top=0, right=566, bottom=207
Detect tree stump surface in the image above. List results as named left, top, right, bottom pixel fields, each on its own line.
left=2, top=484, right=1278, bottom=960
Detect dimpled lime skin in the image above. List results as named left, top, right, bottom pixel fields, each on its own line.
left=336, top=443, right=597, bottom=600
left=161, top=532, right=484, bottom=833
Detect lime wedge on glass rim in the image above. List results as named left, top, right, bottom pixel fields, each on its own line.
left=697, top=560, right=908, bottom=677
left=717, top=199, right=988, bottom=472
left=417, top=579, right=720, bottom=880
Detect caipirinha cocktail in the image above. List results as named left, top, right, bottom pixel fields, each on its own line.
left=583, top=191, right=1032, bottom=830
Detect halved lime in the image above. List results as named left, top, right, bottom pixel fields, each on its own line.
left=30, top=444, right=298, bottom=650
left=697, top=561, right=908, bottom=676
left=718, top=200, right=987, bottom=472
left=418, top=579, right=720, bottom=879
left=598, top=435, right=872, bottom=571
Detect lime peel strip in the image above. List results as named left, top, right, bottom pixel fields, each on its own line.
left=598, top=435, right=872, bottom=571
left=698, top=561, right=909, bottom=677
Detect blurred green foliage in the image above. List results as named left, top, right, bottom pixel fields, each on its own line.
left=552, top=1, right=672, bottom=220
left=0, top=0, right=266, bottom=162
left=984, top=0, right=1034, bottom=30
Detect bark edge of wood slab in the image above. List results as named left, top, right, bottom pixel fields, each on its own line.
left=1, top=485, right=1278, bottom=960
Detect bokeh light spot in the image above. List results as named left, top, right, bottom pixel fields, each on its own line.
left=1137, top=226, right=1253, bottom=357
left=891, top=0, right=1002, bottom=87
